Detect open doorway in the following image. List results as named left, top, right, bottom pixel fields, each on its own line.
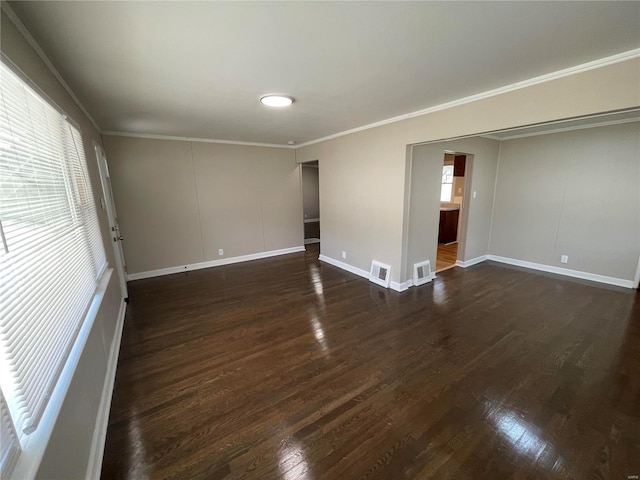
left=436, top=153, right=466, bottom=272
left=301, top=161, right=320, bottom=254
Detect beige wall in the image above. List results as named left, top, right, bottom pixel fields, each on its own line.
left=102, top=136, right=302, bottom=275
left=406, top=138, right=500, bottom=279
left=297, top=58, right=640, bottom=284
left=490, top=122, right=640, bottom=281
left=302, top=165, right=320, bottom=219
left=1, top=12, right=124, bottom=480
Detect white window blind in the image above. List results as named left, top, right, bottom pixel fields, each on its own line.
left=0, top=389, right=20, bottom=476
left=0, top=59, right=107, bottom=453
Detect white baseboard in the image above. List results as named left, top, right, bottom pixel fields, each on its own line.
left=319, top=255, right=417, bottom=292
left=127, top=246, right=305, bottom=281
left=85, top=298, right=127, bottom=480
left=455, top=255, right=488, bottom=268
left=319, top=254, right=370, bottom=279
left=390, top=279, right=414, bottom=292
left=487, top=254, right=635, bottom=289
left=304, top=238, right=320, bottom=245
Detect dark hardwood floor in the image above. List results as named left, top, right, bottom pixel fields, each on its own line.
left=102, top=244, right=640, bottom=479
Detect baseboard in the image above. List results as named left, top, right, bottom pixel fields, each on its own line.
left=455, top=255, right=488, bottom=268
left=318, top=255, right=417, bottom=292
left=487, top=255, right=635, bottom=289
left=128, top=246, right=305, bottom=281
left=304, top=238, right=320, bottom=245
left=319, top=254, right=370, bottom=279
left=390, top=279, right=413, bottom=292
left=85, top=298, right=126, bottom=480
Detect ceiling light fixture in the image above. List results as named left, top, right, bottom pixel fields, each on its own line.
left=260, top=95, right=294, bottom=107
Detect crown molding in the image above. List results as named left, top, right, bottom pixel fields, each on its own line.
left=484, top=115, right=640, bottom=141
left=1, top=1, right=102, bottom=134
left=295, top=48, right=640, bottom=149
left=101, top=131, right=295, bottom=149
left=4, top=0, right=637, bottom=149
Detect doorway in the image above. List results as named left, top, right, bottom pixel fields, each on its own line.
left=94, top=142, right=128, bottom=301
left=436, top=153, right=466, bottom=272
left=301, top=160, right=320, bottom=256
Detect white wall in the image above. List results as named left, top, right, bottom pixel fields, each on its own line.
left=489, top=122, right=640, bottom=282
left=297, top=57, right=640, bottom=284
left=1, top=12, right=124, bottom=480
left=102, top=136, right=302, bottom=275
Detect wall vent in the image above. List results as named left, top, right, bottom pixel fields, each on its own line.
left=413, top=260, right=432, bottom=286
left=369, top=260, right=392, bottom=288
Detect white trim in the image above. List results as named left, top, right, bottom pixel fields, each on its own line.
left=303, top=218, right=320, bottom=223
left=295, top=49, right=640, bottom=149
left=0, top=1, right=102, bottom=134
left=455, top=255, right=488, bottom=268
left=304, top=238, right=320, bottom=245
left=127, top=246, right=305, bottom=281
left=482, top=115, right=640, bottom=141
left=487, top=255, right=634, bottom=289
left=318, top=254, right=370, bottom=279
left=102, top=131, right=294, bottom=149
left=85, top=299, right=126, bottom=480
left=390, top=279, right=414, bottom=292
left=8, top=270, right=113, bottom=480
left=633, top=255, right=640, bottom=289
left=319, top=255, right=429, bottom=292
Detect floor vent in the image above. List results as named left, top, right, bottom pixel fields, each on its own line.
left=369, top=260, right=392, bottom=288
left=413, top=260, right=432, bottom=286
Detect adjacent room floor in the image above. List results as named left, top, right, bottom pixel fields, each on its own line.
left=436, top=242, right=458, bottom=272
left=102, top=244, right=640, bottom=479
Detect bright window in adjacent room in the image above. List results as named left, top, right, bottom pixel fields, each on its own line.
left=440, top=164, right=454, bottom=202
left=0, top=60, right=107, bottom=474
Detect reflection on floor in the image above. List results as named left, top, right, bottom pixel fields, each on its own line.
left=101, top=244, right=640, bottom=479
left=436, top=242, right=458, bottom=272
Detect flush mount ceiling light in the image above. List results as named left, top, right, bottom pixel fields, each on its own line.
left=260, top=95, right=294, bottom=107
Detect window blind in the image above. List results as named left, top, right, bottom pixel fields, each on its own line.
left=0, top=390, right=20, bottom=476
left=0, top=60, right=107, bottom=448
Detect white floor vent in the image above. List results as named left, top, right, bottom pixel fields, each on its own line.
left=369, top=260, right=392, bottom=288
left=413, top=260, right=432, bottom=286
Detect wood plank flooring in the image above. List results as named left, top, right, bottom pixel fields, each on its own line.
left=436, top=242, right=458, bottom=272
left=101, top=244, right=640, bottom=479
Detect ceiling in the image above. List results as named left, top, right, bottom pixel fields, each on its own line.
left=8, top=1, right=640, bottom=146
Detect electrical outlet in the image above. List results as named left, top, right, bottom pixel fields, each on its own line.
left=342, top=251, right=346, bottom=259
left=218, top=248, right=224, bottom=256
left=473, top=191, right=477, bottom=199
left=560, top=255, right=568, bottom=264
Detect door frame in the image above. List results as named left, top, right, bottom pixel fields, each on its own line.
left=94, top=141, right=128, bottom=300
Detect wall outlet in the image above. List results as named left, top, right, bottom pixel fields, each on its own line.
left=342, top=251, right=346, bottom=259
left=473, top=191, right=477, bottom=199
left=218, top=248, right=224, bottom=256
left=560, top=255, right=568, bottom=264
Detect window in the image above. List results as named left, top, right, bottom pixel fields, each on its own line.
left=0, top=61, right=107, bottom=474
left=440, top=164, right=454, bottom=202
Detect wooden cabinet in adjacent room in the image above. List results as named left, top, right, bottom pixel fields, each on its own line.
left=454, top=155, right=466, bottom=177
left=438, top=209, right=459, bottom=244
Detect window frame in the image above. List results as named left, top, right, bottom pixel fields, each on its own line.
left=0, top=56, right=112, bottom=480
left=440, top=164, right=454, bottom=202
